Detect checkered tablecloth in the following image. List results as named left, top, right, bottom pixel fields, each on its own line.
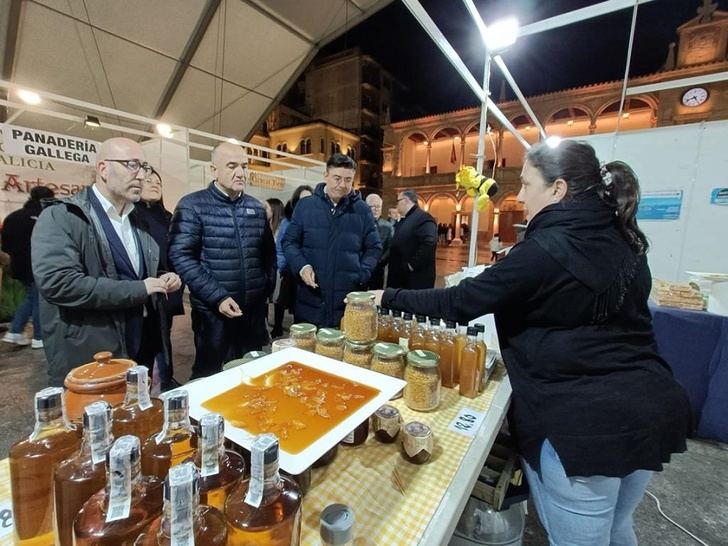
left=301, top=365, right=506, bottom=545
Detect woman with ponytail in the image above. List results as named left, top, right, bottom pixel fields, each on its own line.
left=372, top=140, right=690, bottom=545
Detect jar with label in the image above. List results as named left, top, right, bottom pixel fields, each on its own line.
left=371, top=405, right=402, bottom=443
left=340, top=419, right=369, bottom=447
left=315, top=328, right=345, bottom=360
left=371, top=343, right=406, bottom=399
left=343, top=291, right=377, bottom=342
left=404, top=349, right=441, bottom=412
left=401, top=421, right=434, bottom=464
left=343, top=340, right=373, bottom=369
left=290, top=323, right=317, bottom=351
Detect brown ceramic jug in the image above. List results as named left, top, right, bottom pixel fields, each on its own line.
left=64, top=351, right=136, bottom=422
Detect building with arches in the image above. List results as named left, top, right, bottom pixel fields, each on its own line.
left=381, top=4, right=728, bottom=244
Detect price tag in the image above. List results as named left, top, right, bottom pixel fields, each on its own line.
left=0, top=502, right=14, bottom=539
left=448, top=407, right=485, bottom=437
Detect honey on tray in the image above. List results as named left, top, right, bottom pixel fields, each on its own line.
left=202, top=362, right=379, bottom=454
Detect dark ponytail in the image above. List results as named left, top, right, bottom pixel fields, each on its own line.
left=598, top=161, right=649, bottom=255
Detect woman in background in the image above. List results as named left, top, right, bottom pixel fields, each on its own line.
left=270, top=185, right=313, bottom=338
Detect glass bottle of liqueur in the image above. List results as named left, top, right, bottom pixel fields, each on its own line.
left=376, top=307, right=391, bottom=342
left=142, top=390, right=198, bottom=481
left=453, top=323, right=468, bottom=384
left=113, top=366, right=164, bottom=445
left=74, top=435, right=164, bottom=545
left=390, top=311, right=403, bottom=349
left=409, top=314, right=428, bottom=350
left=9, top=387, right=80, bottom=546
left=459, top=327, right=482, bottom=398
left=134, top=462, right=227, bottom=546
left=54, top=400, right=114, bottom=546
left=474, top=324, right=488, bottom=392
left=424, top=317, right=441, bottom=354
left=226, top=434, right=303, bottom=545
left=194, top=413, right=245, bottom=512
left=439, top=320, right=457, bottom=388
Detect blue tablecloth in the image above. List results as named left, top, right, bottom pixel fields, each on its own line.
left=650, top=303, right=728, bottom=443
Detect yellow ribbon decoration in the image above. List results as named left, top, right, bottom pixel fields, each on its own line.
left=455, top=166, right=498, bottom=211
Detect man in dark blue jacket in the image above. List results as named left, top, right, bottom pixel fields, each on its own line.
left=283, top=154, right=382, bottom=327
left=169, top=142, right=276, bottom=378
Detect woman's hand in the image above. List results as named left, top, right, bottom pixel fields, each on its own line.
left=371, top=289, right=384, bottom=307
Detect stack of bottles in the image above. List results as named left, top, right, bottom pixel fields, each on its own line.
left=8, top=364, right=303, bottom=545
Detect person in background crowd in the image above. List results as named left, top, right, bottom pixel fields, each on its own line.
left=387, top=207, right=400, bottom=226
left=283, top=154, right=381, bottom=327
left=461, top=221, right=470, bottom=242
left=169, top=142, right=276, bottom=379
left=32, top=138, right=181, bottom=386
left=266, top=198, right=284, bottom=236
left=365, top=193, right=393, bottom=290
left=271, top=185, right=313, bottom=338
left=387, top=189, right=438, bottom=290
left=373, top=140, right=690, bottom=545
left=2, top=186, right=55, bottom=349
left=446, top=223, right=454, bottom=245
left=489, top=233, right=502, bottom=262
left=135, top=169, right=183, bottom=391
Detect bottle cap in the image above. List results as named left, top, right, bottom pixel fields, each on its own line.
left=379, top=306, right=390, bottom=316
left=316, top=328, right=345, bottom=344
left=165, top=461, right=199, bottom=500
left=35, top=387, right=63, bottom=411
left=372, top=342, right=405, bottom=358
left=467, top=326, right=478, bottom=336
left=402, top=312, right=413, bottom=320
left=406, top=349, right=440, bottom=368
left=346, top=291, right=375, bottom=303
left=163, top=389, right=189, bottom=411
left=416, top=314, right=426, bottom=323
left=475, top=323, right=485, bottom=333
left=445, top=320, right=457, bottom=328
left=290, top=323, right=317, bottom=336
left=107, top=435, right=140, bottom=468
left=320, top=503, right=355, bottom=545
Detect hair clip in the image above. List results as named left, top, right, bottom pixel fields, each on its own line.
left=600, top=163, right=613, bottom=187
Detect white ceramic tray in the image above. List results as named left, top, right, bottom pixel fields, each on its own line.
left=686, top=271, right=728, bottom=282
left=184, top=346, right=406, bottom=474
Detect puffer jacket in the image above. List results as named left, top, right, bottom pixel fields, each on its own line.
left=282, top=183, right=382, bottom=327
left=168, top=182, right=276, bottom=311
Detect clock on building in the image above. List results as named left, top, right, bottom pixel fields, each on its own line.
left=681, top=87, right=709, bottom=107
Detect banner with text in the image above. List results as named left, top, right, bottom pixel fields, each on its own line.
left=1, top=123, right=99, bottom=166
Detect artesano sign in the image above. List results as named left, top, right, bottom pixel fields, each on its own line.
left=1, top=124, right=99, bottom=166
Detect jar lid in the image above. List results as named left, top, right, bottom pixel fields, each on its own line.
left=407, top=349, right=440, bottom=368
left=378, top=306, right=390, bottom=316
left=403, top=421, right=433, bottom=438
left=317, top=328, right=345, bottom=343
left=346, top=291, right=375, bottom=303
left=65, top=351, right=135, bottom=392
left=243, top=350, right=269, bottom=360
left=345, top=339, right=373, bottom=349
left=372, top=342, right=405, bottom=358
left=320, top=503, right=354, bottom=545
left=290, top=323, right=317, bottom=335
left=375, top=404, right=401, bottom=419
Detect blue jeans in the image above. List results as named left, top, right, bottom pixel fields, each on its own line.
left=522, top=440, right=653, bottom=546
left=10, top=282, right=41, bottom=340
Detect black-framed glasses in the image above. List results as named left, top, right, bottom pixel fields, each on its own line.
left=105, top=159, right=153, bottom=176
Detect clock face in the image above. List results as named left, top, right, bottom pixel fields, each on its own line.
left=681, top=87, right=709, bottom=107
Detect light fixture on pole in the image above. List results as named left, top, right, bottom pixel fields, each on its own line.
left=84, top=115, right=101, bottom=128
left=485, top=17, right=519, bottom=51
left=156, top=123, right=173, bottom=138
left=17, top=89, right=41, bottom=105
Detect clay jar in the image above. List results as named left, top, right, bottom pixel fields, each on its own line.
left=64, top=351, right=135, bottom=422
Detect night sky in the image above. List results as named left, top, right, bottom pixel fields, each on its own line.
left=320, top=0, right=728, bottom=121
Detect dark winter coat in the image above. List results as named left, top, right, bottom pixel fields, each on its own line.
left=31, top=187, right=163, bottom=386
left=1, top=200, right=43, bottom=283
left=282, top=183, right=382, bottom=327
left=383, top=194, right=690, bottom=478
left=388, top=205, right=437, bottom=289
left=168, top=182, right=276, bottom=314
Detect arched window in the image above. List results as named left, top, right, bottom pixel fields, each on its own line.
left=320, top=138, right=325, bottom=153
left=299, top=139, right=306, bottom=154
left=335, top=142, right=341, bottom=154
left=305, top=139, right=312, bottom=154
left=330, top=141, right=336, bottom=156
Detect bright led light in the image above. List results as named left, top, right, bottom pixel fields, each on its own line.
left=546, top=136, right=562, bottom=148
left=17, top=89, right=41, bottom=105
left=486, top=18, right=519, bottom=51
left=622, top=112, right=630, bottom=119
left=156, top=123, right=173, bottom=137
left=227, top=138, right=240, bottom=144
left=567, top=119, right=574, bottom=126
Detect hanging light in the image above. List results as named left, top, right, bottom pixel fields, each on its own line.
left=156, top=123, right=173, bottom=138
left=486, top=18, right=519, bottom=52
left=17, top=89, right=41, bottom=105
left=227, top=137, right=240, bottom=144
left=84, top=115, right=101, bottom=128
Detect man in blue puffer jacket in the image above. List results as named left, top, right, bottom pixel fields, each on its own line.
left=283, top=154, right=382, bottom=327
left=169, top=142, right=276, bottom=378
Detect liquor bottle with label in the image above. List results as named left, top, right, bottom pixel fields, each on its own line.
left=439, top=320, right=457, bottom=388
left=134, top=462, right=227, bottom=546
left=54, top=400, right=114, bottom=546
left=225, top=434, right=302, bottom=545
left=113, top=366, right=164, bottom=445
left=141, top=390, right=197, bottom=480
left=474, top=324, right=488, bottom=392
left=9, top=387, right=80, bottom=546
left=193, top=413, right=245, bottom=512
left=424, top=317, right=441, bottom=354
left=453, top=323, right=468, bottom=384
left=459, top=327, right=481, bottom=398
left=74, top=435, right=164, bottom=545
left=409, top=314, right=427, bottom=350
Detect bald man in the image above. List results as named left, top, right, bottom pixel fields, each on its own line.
left=169, top=142, right=276, bottom=379
left=365, top=193, right=394, bottom=289
left=31, top=137, right=181, bottom=386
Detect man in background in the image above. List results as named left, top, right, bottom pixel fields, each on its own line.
left=388, top=189, right=438, bottom=290
left=365, top=193, right=393, bottom=290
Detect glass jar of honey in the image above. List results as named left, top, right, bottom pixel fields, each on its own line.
left=315, top=328, right=345, bottom=360
left=290, top=323, right=317, bottom=352
left=343, top=291, right=377, bottom=343
left=403, top=350, right=441, bottom=412
left=343, top=340, right=373, bottom=369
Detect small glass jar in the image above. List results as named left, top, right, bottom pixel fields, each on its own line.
left=343, top=291, right=377, bottom=343
left=401, top=421, right=434, bottom=464
left=312, top=445, right=338, bottom=468
left=340, top=419, right=369, bottom=447
left=343, top=340, right=373, bottom=369
left=290, top=323, right=317, bottom=352
left=271, top=338, right=296, bottom=353
left=403, top=349, right=441, bottom=412
left=315, top=328, right=345, bottom=360
left=371, top=405, right=402, bottom=443
left=371, top=342, right=406, bottom=399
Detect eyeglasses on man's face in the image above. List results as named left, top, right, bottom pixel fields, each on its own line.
left=397, top=197, right=408, bottom=203
left=105, top=159, right=153, bottom=176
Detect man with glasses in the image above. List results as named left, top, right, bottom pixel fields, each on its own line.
left=387, top=189, right=438, bottom=290
left=283, top=153, right=381, bottom=327
left=365, top=193, right=393, bottom=290
left=32, top=137, right=181, bottom=386
left=169, top=142, right=276, bottom=379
